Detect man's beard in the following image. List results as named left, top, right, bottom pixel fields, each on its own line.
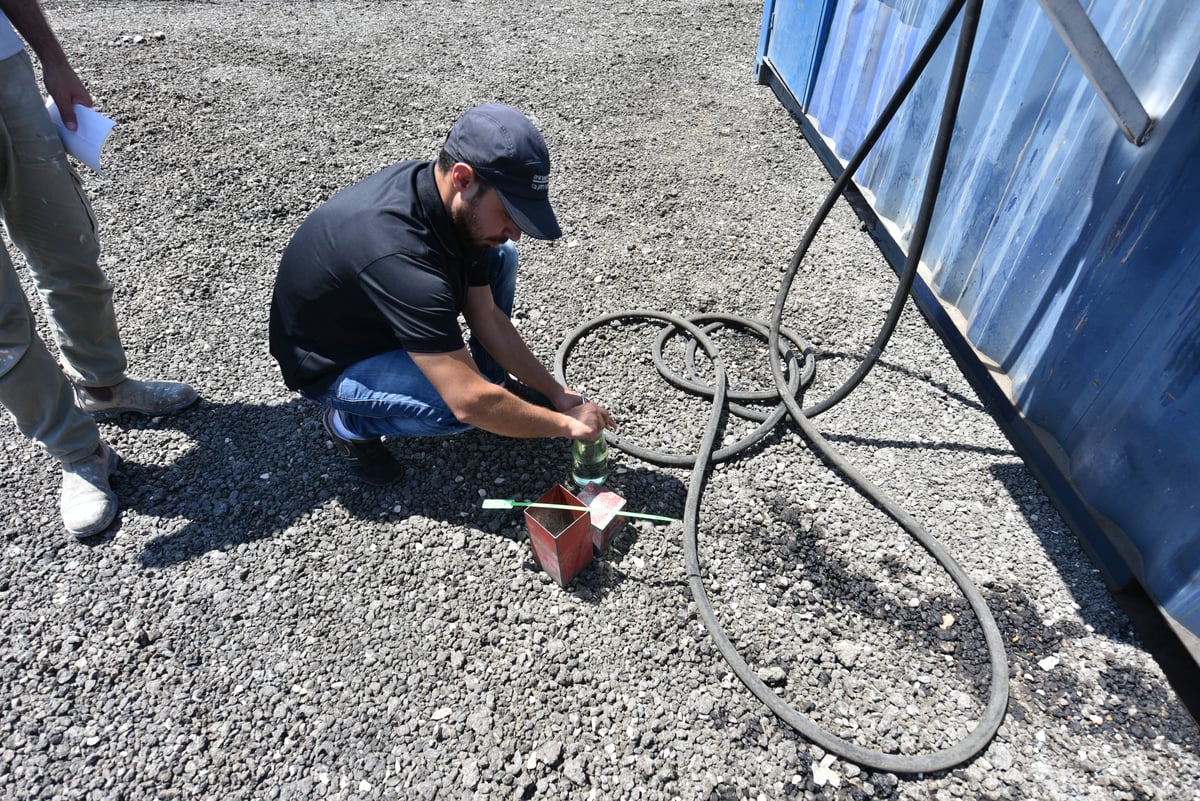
left=450, top=190, right=497, bottom=252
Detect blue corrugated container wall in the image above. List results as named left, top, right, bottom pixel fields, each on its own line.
left=756, top=0, right=1200, bottom=635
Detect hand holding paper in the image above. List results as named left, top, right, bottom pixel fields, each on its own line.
left=45, top=100, right=116, bottom=175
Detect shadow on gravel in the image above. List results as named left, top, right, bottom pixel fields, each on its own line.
left=97, top=397, right=343, bottom=567
left=744, top=504, right=1198, bottom=754
left=989, top=461, right=1200, bottom=725
left=97, top=397, right=686, bottom=577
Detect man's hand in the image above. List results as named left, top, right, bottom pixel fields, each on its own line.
left=546, top=388, right=617, bottom=440
left=559, top=397, right=616, bottom=441
left=42, top=61, right=92, bottom=130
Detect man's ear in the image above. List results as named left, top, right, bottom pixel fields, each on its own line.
left=450, top=162, right=476, bottom=191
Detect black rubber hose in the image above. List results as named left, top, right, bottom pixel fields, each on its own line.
left=793, top=0, right=974, bottom=419
left=555, top=0, right=1008, bottom=774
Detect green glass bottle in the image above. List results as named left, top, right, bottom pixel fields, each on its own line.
left=571, top=434, right=609, bottom=487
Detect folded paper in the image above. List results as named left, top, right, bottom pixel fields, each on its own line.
left=45, top=99, right=115, bottom=175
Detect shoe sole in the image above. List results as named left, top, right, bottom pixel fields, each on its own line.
left=69, top=506, right=119, bottom=538
left=84, top=394, right=200, bottom=420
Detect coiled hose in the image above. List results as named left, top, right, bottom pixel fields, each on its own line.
left=555, top=0, right=1008, bottom=774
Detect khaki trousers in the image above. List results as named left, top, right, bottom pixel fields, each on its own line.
left=0, top=51, right=126, bottom=462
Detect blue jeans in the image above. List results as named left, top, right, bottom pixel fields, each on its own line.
left=305, top=242, right=518, bottom=439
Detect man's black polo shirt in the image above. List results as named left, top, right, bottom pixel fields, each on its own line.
left=269, top=160, right=490, bottom=394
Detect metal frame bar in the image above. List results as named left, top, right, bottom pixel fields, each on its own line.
left=1036, top=0, right=1154, bottom=145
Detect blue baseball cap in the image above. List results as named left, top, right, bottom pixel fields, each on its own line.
left=443, top=104, right=562, bottom=240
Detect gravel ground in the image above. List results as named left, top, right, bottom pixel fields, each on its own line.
left=2, top=1, right=1197, bottom=799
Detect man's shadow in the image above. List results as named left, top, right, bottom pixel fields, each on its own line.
left=104, top=398, right=684, bottom=579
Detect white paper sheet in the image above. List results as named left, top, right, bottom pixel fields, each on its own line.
left=44, top=100, right=116, bottom=175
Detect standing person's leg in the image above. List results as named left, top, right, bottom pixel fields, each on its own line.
left=0, top=248, right=98, bottom=462
left=0, top=49, right=190, bottom=538
left=0, top=51, right=196, bottom=418
left=0, top=51, right=120, bottom=537
left=0, top=245, right=118, bottom=537
left=0, top=51, right=124, bottom=383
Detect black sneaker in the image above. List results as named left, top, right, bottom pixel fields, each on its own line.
left=322, top=407, right=403, bottom=485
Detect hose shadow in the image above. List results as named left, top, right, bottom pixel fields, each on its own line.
left=717, top=494, right=1196, bottom=770
left=811, top=349, right=990, bottom=416
left=821, top=431, right=1014, bottom=457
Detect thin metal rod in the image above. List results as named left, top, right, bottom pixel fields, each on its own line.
left=1036, top=0, right=1153, bottom=145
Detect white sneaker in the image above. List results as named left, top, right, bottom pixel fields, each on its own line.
left=74, top=378, right=198, bottom=418
left=60, top=442, right=120, bottom=538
